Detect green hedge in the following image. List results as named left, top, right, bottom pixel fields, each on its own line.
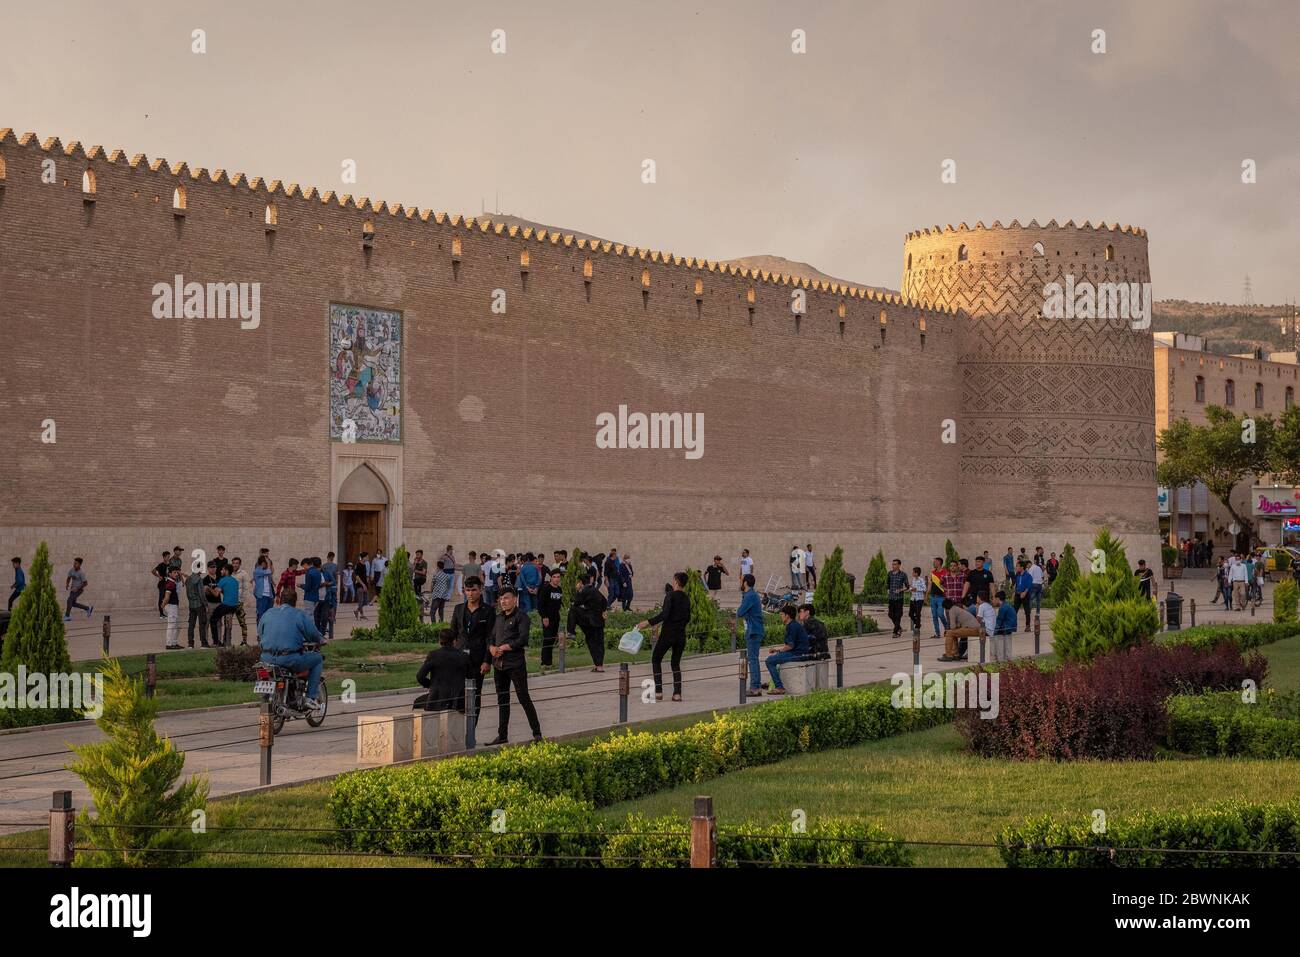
left=330, top=683, right=948, bottom=860
left=1161, top=620, right=1300, bottom=653
left=603, top=815, right=912, bottom=867
left=999, top=801, right=1300, bottom=867
left=1167, top=690, right=1300, bottom=758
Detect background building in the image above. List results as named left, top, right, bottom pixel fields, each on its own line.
left=1153, top=332, right=1299, bottom=549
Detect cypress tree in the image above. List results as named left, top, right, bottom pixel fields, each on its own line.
left=1050, top=542, right=1081, bottom=605
left=0, top=542, right=75, bottom=728
left=377, top=544, right=421, bottom=635
left=1051, top=527, right=1158, bottom=662
left=944, top=539, right=960, bottom=566
left=561, top=547, right=584, bottom=620
left=68, top=656, right=209, bottom=866
left=812, top=546, right=854, bottom=616
left=859, top=550, right=888, bottom=602
left=684, top=568, right=718, bottom=651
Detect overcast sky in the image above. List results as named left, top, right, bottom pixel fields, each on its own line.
left=3, top=0, right=1297, bottom=303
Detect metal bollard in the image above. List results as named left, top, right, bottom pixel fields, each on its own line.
left=729, top=610, right=737, bottom=653
left=145, top=653, right=157, bottom=699
left=102, top=615, right=111, bottom=657
left=1250, top=600, right=1256, bottom=618
left=1159, top=600, right=1166, bottom=631
left=835, top=638, right=844, bottom=688
left=1190, top=598, right=1196, bottom=628
left=464, top=678, right=478, bottom=750
left=855, top=608, right=863, bottom=636
left=690, top=796, right=717, bottom=869
left=979, top=632, right=986, bottom=664
left=912, top=633, right=920, bottom=668
left=738, top=651, right=747, bottom=704
left=557, top=631, right=567, bottom=674
left=258, top=699, right=273, bottom=786
left=49, top=790, right=74, bottom=868
left=618, top=662, right=629, bottom=723
left=1033, top=613, right=1041, bottom=655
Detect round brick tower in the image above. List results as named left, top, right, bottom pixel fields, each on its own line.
left=901, top=221, right=1159, bottom=562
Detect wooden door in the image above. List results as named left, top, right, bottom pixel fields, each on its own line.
left=342, top=509, right=379, bottom=566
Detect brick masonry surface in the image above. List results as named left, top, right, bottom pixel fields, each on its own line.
left=0, top=132, right=1160, bottom=608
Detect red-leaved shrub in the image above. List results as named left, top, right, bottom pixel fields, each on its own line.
left=956, top=641, right=1268, bottom=760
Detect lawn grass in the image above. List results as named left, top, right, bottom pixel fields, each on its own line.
left=5, top=636, right=1293, bottom=868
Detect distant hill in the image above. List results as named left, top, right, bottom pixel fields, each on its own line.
left=718, top=255, right=895, bottom=295
left=1152, top=301, right=1294, bottom=355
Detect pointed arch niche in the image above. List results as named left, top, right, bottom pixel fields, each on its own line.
left=331, top=447, right=403, bottom=566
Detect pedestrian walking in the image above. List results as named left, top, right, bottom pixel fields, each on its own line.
left=253, top=556, right=275, bottom=624
left=450, top=575, right=495, bottom=708
left=8, top=556, right=24, bottom=611
left=804, top=544, right=817, bottom=588
left=229, top=556, right=253, bottom=645
left=318, top=557, right=338, bottom=640
left=704, top=555, right=729, bottom=601
left=603, top=549, right=623, bottom=608
left=485, top=587, right=543, bottom=744
left=928, top=557, right=947, bottom=640
left=429, top=560, right=453, bottom=622
left=1014, top=561, right=1034, bottom=633
left=738, top=549, right=754, bottom=593
left=207, top=562, right=240, bottom=647
left=63, top=557, right=93, bottom=621
left=537, top=568, right=565, bottom=670
left=886, top=558, right=908, bottom=637
left=152, top=550, right=171, bottom=618
left=618, top=553, right=635, bottom=611
left=908, top=566, right=926, bottom=634
left=568, top=572, right=609, bottom=672
left=353, top=554, right=371, bottom=619
left=638, top=572, right=690, bottom=701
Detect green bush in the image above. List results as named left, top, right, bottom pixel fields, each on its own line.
left=351, top=621, right=450, bottom=642
left=1051, top=529, right=1158, bottom=663
left=331, top=682, right=951, bottom=858
left=944, top=539, right=960, bottom=566
left=684, top=568, right=716, bottom=651
left=560, top=547, right=584, bottom=622
left=603, top=815, right=912, bottom=868
left=812, top=546, right=854, bottom=617
left=0, top=542, right=77, bottom=727
left=68, top=657, right=209, bottom=866
left=858, top=550, right=888, bottom=603
left=1161, top=544, right=1179, bottom=568
left=377, top=545, right=421, bottom=635
left=1277, top=550, right=1293, bottom=574
left=1274, top=578, right=1298, bottom=624
left=1050, top=543, right=1081, bottom=606
left=1162, top=620, right=1300, bottom=653
left=1000, top=801, right=1300, bottom=868
left=1167, top=690, right=1300, bottom=758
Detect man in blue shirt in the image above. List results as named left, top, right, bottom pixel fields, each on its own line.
left=765, top=605, right=811, bottom=695
left=258, top=590, right=325, bottom=709
left=737, top=574, right=766, bottom=697
left=207, top=566, right=242, bottom=647
left=517, top=553, right=541, bottom=614
left=317, top=555, right=338, bottom=640
left=991, top=591, right=1018, bottom=661
left=1002, top=548, right=1015, bottom=589
left=1014, top=561, right=1035, bottom=633
left=302, top=557, right=323, bottom=623
left=9, top=557, right=26, bottom=611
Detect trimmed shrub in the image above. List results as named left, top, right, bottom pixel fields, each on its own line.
left=0, top=542, right=77, bottom=727
left=560, top=546, right=583, bottom=622
left=377, top=545, right=421, bottom=635
left=350, top=621, right=450, bottom=642
left=1051, top=529, right=1158, bottom=663
left=1274, top=578, right=1298, bottom=624
left=68, top=657, right=209, bottom=866
left=858, top=550, right=888, bottom=603
left=956, top=641, right=1269, bottom=760
left=1000, top=801, right=1300, bottom=868
left=214, top=644, right=262, bottom=681
left=604, top=815, right=912, bottom=868
left=331, top=682, right=952, bottom=857
left=1167, top=690, right=1300, bottom=758
left=1049, top=543, right=1081, bottom=606
left=812, top=546, right=854, bottom=617
left=944, top=539, right=960, bottom=566
left=1162, top=620, right=1300, bottom=653
left=684, top=568, right=716, bottom=651
left=1161, top=544, right=1179, bottom=568
left=1277, top=549, right=1293, bottom=574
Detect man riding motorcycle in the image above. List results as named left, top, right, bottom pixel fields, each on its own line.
left=257, top=588, right=325, bottom=711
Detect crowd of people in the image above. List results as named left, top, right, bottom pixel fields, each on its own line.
left=1210, top=552, right=1269, bottom=610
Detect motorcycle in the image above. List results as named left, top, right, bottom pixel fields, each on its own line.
left=253, top=641, right=328, bottom=734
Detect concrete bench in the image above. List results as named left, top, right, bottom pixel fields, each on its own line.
left=356, top=712, right=415, bottom=765
left=776, top=657, right=829, bottom=695
left=412, top=709, right=467, bottom=758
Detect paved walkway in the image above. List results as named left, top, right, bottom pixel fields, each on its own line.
left=0, top=576, right=1275, bottom=833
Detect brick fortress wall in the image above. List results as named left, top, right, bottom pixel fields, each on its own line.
left=0, top=130, right=969, bottom=610
left=901, top=221, right=1161, bottom=564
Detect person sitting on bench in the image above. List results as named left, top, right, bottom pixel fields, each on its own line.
left=940, top=598, right=981, bottom=662
left=797, top=603, right=830, bottom=659
left=414, top=631, right=476, bottom=712
left=765, top=604, right=812, bottom=695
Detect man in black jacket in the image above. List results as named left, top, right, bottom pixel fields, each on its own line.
left=414, top=632, right=474, bottom=711
left=537, top=568, right=565, bottom=670
left=486, top=587, right=543, bottom=744
left=638, top=572, right=690, bottom=701
left=798, top=603, right=830, bottom=659
left=567, top=572, right=609, bottom=672
left=449, top=575, right=496, bottom=711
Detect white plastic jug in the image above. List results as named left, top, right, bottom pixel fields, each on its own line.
left=618, top=627, right=644, bottom=654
